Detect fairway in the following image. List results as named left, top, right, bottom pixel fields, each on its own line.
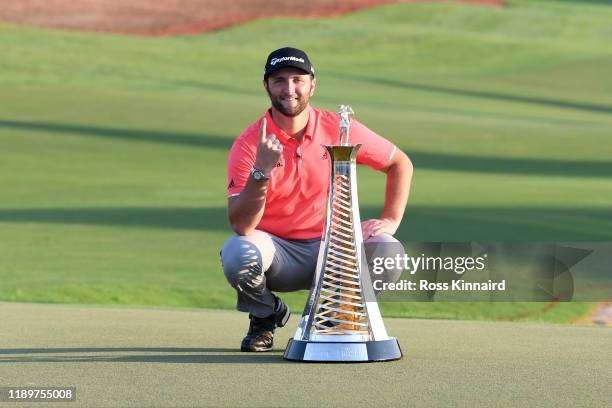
left=0, top=302, right=610, bottom=407
left=1, top=0, right=611, bottom=321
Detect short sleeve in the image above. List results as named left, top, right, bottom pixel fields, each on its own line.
left=227, top=137, right=256, bottom=197
left=350, top=119, right=397, bottom=170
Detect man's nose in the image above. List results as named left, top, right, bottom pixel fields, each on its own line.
left=281, top=80, right=296, bottom=95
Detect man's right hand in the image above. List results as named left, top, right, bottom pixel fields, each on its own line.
left=253, top=118, right=283, bottom=176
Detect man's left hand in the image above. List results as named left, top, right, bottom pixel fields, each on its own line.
left=361, top=218, right=399, bottom=240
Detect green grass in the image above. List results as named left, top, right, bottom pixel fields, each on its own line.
left=1, top=0, right=611, bottom=323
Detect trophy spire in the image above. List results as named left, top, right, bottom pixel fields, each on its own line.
left=284, top=105, right=402, bottom=362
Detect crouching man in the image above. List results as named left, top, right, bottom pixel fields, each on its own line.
left=221, top=47, right=413, bottom=352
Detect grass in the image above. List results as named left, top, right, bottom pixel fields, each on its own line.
left=1, top=0, right=611, bottom=323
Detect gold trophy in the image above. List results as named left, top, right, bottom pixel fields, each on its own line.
left=284, top=105, right=402, bottom=362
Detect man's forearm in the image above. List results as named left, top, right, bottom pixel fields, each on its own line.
left=228, top=176, right=268, bottom=235
left=381, top=151, right=413, bottom=225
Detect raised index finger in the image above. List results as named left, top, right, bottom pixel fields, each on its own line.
left=259, top=117, right=267, bottom=144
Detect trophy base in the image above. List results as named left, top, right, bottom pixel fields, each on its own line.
left=283, top=338, right=402, bottom=363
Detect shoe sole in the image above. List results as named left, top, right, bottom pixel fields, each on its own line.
left=277, top=307, right=291, bottom=328
left=240, top=346, right=273, bottom=352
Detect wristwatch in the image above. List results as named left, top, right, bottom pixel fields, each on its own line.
left=251, top=167, right=269, bottom=182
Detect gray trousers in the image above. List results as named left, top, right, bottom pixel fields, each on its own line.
left=221, top=230, right=403, bottom=318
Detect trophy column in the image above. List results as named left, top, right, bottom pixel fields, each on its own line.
left=284, top=106, right=402, bottom=362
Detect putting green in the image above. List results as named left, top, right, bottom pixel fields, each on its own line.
left=0, top=302, right=609, bottom=407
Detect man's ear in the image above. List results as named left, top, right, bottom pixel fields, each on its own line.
left=263, top=79, right=268, bottom=92
left=310, top=77, right=316, bottom=97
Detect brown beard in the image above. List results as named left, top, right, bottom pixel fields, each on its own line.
left=266, top=86, right=311, bottom=117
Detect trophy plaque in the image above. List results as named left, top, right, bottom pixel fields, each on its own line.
left=284, top=105, right=402, bottom=362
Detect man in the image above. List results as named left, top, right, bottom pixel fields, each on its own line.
left=221, top=47, right=413, bottom=352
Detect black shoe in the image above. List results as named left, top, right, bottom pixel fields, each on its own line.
left=240, top=297, right=291, bottom=352
left=241, top=314, right=275, bottom=352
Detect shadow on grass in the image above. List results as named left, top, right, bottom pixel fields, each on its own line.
left=0, top=347, right=289, bottom=364
left=410, top=151, right=612, bottom=178
left=0, top=207, right=229, bottom=231
left=360, top=206, right=612, bottom=241
left=0, top=347, right=234, bottom=354
left=331, top=73, right=612, bottom=115
left=3, top=118, right=612, bottom=178
left=1, top=206, right=612, bottom=240
left=0, top=119, right=232, bottom=150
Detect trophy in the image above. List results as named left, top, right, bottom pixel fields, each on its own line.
left=284, top=105, right=402, bottom=362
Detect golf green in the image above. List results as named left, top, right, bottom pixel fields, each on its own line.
left=1, top=302, right=609, bottom=407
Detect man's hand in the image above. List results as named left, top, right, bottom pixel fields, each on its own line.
left=361, top=218, right=400, bottom=240
left=361, top=149, right=412, bottom=240
left=253, top=118, right=283, bottom=176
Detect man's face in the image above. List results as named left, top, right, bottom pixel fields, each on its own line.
left=264, top=67, right=316, bottom=117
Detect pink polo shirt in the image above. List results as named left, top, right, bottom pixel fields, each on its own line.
left=227, top=107, right=397, bottom=239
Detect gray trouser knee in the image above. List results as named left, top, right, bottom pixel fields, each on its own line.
left=221, top=230, right=405, bottom=317
left=221, top=230, right=277, bottom=318
left=364, top=233, right=406, bottom=290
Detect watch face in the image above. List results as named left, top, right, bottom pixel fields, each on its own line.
left=252, top=168, right=266, bottom=181
left=252, top=167, right=269, bottom=181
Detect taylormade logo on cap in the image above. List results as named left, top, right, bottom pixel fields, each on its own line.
left=264, top=47, right=314, bottom=79
left=270, top=56, right=305, bottom=66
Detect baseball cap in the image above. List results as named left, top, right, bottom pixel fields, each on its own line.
left=264, top=47, right=315, bottom=80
